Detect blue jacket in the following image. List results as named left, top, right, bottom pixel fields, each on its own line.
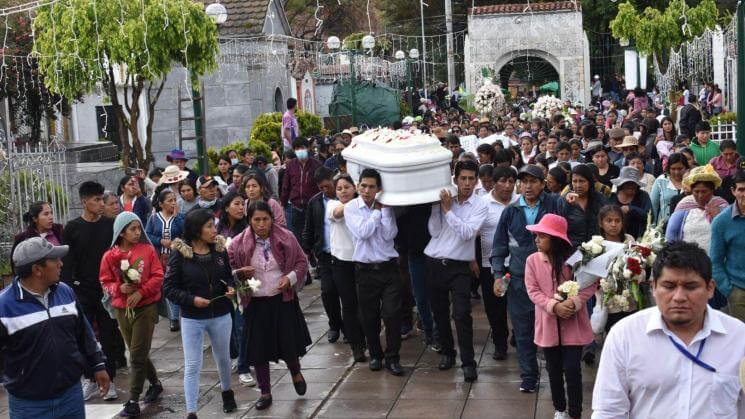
left=0, top=280, right=106, bottom=400
left=145, top=212, right=185, bottom=253
left=119, top=195, right=152, bottom=226
left=710, top=205, right=745, bottom=298
left=490, top=192, right=562, bottom=279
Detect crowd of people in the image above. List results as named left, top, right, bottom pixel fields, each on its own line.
left=2, top=90, right=745, bottom=419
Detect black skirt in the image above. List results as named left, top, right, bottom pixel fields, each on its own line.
left=242, top=294, right=312, bottom=365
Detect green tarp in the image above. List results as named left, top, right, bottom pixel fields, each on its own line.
left=539, top=81, right=559, bottom=92
left=328, top=82, right=401, bottom=129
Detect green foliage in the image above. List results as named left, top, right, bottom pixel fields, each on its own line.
left=709, top=112, right=737, bottom=125
left=610, top=0, right=719, bottom=57
left=297, top=111, right=323, bottom=138
left=207, top=139, right=272, bottom=173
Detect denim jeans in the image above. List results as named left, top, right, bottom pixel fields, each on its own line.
left=409, top=253, right=435, bottom=338
left=506, top=275, right=539, bottom=384
left=181, top=314, right=232, bottom=413
left=9, top=382, right=84, bottom=419
left=231, top=306, right=250, bottom=374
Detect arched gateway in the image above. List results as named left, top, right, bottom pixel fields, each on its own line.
left=465, top=1, right=591, bottom=103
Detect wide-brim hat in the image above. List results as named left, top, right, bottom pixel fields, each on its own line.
left=479, top=117, right=490, bottom=124
left=611, top=166, right=644, bottom=188
left=608, top=127, right=625, bottom=139
left=349, top=126, right=360, bottom=134
left=166, top=148, right=188, bottom=162
left=157, top=165, right=189, bottom=185
left=618, top=136, right=639, bottom=149
left=682, top=164, right=722, bottom=189
left=526, top=214, right=572, bottom=245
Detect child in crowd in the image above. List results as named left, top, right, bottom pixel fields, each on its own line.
left=597, top=205, right=637, bottom=331
left=524, top=214, right=596, bottom=419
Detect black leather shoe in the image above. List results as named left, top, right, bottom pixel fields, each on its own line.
left=327, top=329, right=340, bottom=343
left=255, top=395, right=273, bottom=410
left=169, top=320, right=180, bottom=332
left=463, top=365, right=478, bottom=382
left=369, top=358, right=383, bottom=371
left=292, top=374, right=307, bottom=396
left=385, top=361, right=404, bottom=376
left=492, top=350, right=507, bottom=361
left=352, top=346, right=367, bottom=363
left=438, top=354, right=456, bottom=371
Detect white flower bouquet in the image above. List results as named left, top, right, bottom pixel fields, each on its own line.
left=474, top=81, right=505, bottom=116
left=531, top=95, right=564, bottom=120
left=119, top=258, right=143, bottom=319
left=555, top=280, right=580, bottom=301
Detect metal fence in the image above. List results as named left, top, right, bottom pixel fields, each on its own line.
left=0, top=137, right=70, bottom=269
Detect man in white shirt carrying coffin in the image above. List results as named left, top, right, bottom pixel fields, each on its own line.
left=424, top=160, right=487, bottom=382
left=592, top=241, right=745, bottom=418
left=344, top=168, right=404, bottom=376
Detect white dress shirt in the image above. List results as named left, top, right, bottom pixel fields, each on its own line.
left=344, top=197, right=398, bottom=263
left=424, top=192, right=487, bottom=261
left=479, top=192, right=519, bottom=268
left=592, top=306, right=745, bottom=419
left=326, top=199, right=355, bottom=262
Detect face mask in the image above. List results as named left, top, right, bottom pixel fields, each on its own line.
left=230, top=158, right=239, bottom=165
left=296, top=150, right=308, bottom=160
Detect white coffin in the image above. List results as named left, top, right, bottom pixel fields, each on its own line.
left=342, top=128, right=455, bottom=206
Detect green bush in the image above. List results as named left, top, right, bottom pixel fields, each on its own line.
left=297, top=111, right=322, bottom=138
left=709, top=112, right=736, bottom=125
left=249, top=111, right=323, bottom=151
left=207, top=139, right=272, bottom=174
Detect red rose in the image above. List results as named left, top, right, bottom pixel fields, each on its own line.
left=635, top=245, right=652, bottom=258
left=627, top=257, right=642, bottom=276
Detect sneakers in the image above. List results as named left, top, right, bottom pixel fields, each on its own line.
left=103, top=383, right=118, bottom=401
left=82, top=380, right=99, bottom=401
left=143, top=382, right=163, bottom=404
left=519, top=380, right=537, bottom=393
left=553, top=411, right=570, bottom=419
left=119, top=400, right=140, bottom=417
left=231, top=358, right=238, bottom=373
left=239, top=373, right=257, bottom=387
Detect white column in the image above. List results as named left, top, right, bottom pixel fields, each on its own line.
left=625, top=49, right=639, bottom=89
left=137, top=90, right=148, bottom=153
left=639, top=53, right=648, bottom=89
left=713, top=29, right=725, bottom=89
left=71, top=103, right=80, bottom=142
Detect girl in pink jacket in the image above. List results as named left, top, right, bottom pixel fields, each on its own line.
left=524, top=214, right=596, bottom=419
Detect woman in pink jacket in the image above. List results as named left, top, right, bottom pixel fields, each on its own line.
left=524, top=214, right=596, bottom=419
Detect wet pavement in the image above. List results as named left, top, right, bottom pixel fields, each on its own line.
left=0, top=281, right=597, bottom=418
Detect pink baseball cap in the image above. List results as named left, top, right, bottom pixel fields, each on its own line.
left=526, top=214, right=572, bottom=245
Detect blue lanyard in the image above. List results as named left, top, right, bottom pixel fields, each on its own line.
left=668, top=336, right=717, bottom=373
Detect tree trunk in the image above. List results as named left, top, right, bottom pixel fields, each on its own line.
left=145, top=77, right=166, bottom=170
left=107, top=65, right=132, bottom=169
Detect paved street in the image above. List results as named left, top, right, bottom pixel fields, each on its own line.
left=0, top=282, right=597, bottom=418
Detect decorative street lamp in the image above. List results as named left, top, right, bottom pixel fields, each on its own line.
left=328, top=34, right=375, bottom=127
left=205, top=2, right=228, bottom=25
left=396, top=49, right=419, bottom=113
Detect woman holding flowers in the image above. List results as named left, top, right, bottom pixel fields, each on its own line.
left=524, top=214, right=596, bottom=419
left=163, top=209, right=237, bottom=417
left=227, top=201, right=311, bottom=411
left=99, top=211, right=164, bottom=417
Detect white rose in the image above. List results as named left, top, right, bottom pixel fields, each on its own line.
left=581, top=242, right=592, bottom=252
left=120, top=260, right=130, bottom=271
left=591, top=243, right=604, bottom=255
left=647, top=253, right=656, bottom=265
left=623, top=269, right=632, bottom=280
left=591, top=235, right=605, bottom=244
left=127, top=269, right=141, bottom=282
left=246, top=278, right=262, bottom=293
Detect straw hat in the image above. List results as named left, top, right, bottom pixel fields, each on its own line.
left=157, top=165, right=189, bottom=185
left=682, top=164, right=722, bottom=189
left=526, top=214, right=572, bottom=245
left=618, top=136, right=639, bottom=149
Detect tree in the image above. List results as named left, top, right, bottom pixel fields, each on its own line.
left=33, top=0, right=219, bottom=169
left=610, top=0, right=719, bottom=60
left=284, top=0, right=375, bottom=41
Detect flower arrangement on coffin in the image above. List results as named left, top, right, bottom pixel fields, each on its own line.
left=474, top=79, right=506, bottom=116
left=120, top=258, right=143, bottom=319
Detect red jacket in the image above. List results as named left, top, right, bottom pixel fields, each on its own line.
left=99, top=243, right=163, bottom=309
left=280, top=157, right=322, bottom=209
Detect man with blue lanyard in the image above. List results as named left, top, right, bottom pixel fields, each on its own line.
left=491, top=164, right=562, bottom=393
left=593, top=241, right=745, bottom=417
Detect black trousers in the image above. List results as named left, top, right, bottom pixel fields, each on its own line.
left=318, top=252, right=343, bottom=333
left=331, top=257, right=365, bottom=347
left=479, top=267, right=508, bottom=353
left=397, top=253, right=415, bottom=329
left=426, top=257, right=475, bottom=367
left=544, top=345, right=583, bottom=418
left=355, top=261, right=402, bottom=362
left=81, top=298, right=123, bottom=380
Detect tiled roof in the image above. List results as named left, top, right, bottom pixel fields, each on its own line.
left=469, top=1, right=580, bottom=15
left=219, top=0, right=270, bottom=36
